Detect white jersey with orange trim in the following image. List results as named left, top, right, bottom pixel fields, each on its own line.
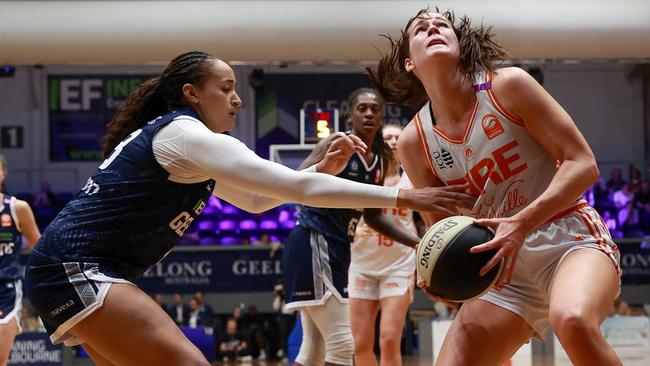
left=350, top=173, right=416, bottom=276
left=413, top=70, right=585, bottom=219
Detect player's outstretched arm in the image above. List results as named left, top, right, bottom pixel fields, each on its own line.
left=188, top=129, right=474, bottom=213
left=212, top=133, right=367, bottom=213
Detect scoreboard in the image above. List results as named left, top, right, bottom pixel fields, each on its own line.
left=299, top=108, right=339, bottom=144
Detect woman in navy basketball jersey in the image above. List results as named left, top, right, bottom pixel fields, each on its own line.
left=282, top=88, right=447, bottom=366
left=368, top=8, right=622, bottom=366
left=24, top=51, right=474, bottom=366
left=0, top=155, right=41, bottom=365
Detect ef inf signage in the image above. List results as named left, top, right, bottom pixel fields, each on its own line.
left=48, top=75, right=153, bottom=161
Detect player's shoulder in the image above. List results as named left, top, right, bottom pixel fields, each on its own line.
left=12, top=198, right=34, bottom=214
left=491, top=67, right=536, bottom=92
left=491, top=67, right=539, bottom=116
left=397, top=121, right=420, bottom=151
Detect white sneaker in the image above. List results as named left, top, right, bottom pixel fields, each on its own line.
left=258, top=350, right=267, bottom=360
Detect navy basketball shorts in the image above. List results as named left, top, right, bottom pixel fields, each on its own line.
left=24, top=250, right=133, bottom=346
left=0, top=279, right=22, bottom=329
left=283, top=225, right=350, bottom=311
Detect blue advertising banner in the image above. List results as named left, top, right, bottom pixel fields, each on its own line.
left=8, top=333, right=62, bottom=366
left=48, top=74, right=154, bottom=161
left=619, top=242, right=650, bottom=285
left=136, top=248, right=282, bottom=294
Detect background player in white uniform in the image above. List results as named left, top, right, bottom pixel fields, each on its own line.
left=368, top=9, right=622, bottom=366
left=0, top=154, right=41, bottom=365
left=349, top=124, right=421, bottom=366
left=24, top=51, right=476, bottom=366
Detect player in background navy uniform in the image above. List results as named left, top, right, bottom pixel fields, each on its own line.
left=24, top=51, right=474, bottom=366
left=283, top=89, right=445, bottom=366
left=0, top=154, right=41, bottom=365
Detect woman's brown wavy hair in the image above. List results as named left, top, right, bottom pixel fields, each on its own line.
left=366, top=7, right=508, bottom=108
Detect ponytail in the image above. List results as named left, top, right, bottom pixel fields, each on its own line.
left=102, top=50, right=216, bottom=156
left=102, top=76, right=165, bottom=155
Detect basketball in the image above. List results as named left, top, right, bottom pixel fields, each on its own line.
left=416, top=216, right=504, bottom=302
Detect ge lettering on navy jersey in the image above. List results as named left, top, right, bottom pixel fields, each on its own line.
left=35, top=107, right=214, bottom=280
left=0, top=196, right=23, bottom=281
left=298, top=152, right=384, bottom=243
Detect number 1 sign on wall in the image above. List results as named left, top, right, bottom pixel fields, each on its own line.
left=0, top=126, right=24, bottom=148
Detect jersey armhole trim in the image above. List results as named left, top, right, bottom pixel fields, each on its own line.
left=485, top=72, right=525, bottom=127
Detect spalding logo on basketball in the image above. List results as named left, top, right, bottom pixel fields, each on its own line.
left=416, top=216, right=504, bottom=302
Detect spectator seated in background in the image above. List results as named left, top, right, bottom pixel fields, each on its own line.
left=587, top=178, right=615, bottom=214
left=168, top=293, right=190, bottom=326
left=187, top=297, right=213, bottom=329
left=618, top=201, right=643, bottom=238
left=219, top=318, right=251, bottom=362
left=31, top=182, right=60, bottom=210
left=635, top=181, right=650, bottom=233
left=31, top=182, right=62, bottom=227
left=193, top=291, right=217, bottom=331
left=613, top=184, right=634, bottom=212
left=20, top=306, right=45, bottom=333
left=272, top=280, right=295, bottom=360
left=241, top=305, right=269, bottom=360
left=628, top=165, right=643, bottom=192
left=607, top=167, right=627, bottom=194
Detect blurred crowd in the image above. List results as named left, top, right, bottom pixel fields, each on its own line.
left=149, top=288, right=295, bottom=363
left=583, top=166, right=650, bottom=238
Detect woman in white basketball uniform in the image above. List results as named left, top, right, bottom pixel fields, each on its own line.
left=349, top=124, right=421, bottom=366
left=368, top=9, right=622, bottom=366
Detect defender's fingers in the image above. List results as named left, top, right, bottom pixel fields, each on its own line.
left=441, top=183, right=470, bottom=192
left=346, top=134, right=367, bottom=150
left=479, top=249, right=505, bottom=276
left=473, top=218, right=499, bottom=227
left=469, top=239, right=497, bottom=254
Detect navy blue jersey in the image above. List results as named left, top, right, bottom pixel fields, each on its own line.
left=0, top=196, right=23, bottom=281
left=297, top=152, right=384, bottom=243
left=34, top=107, right=215, bottom=280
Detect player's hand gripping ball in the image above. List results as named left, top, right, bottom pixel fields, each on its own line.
left=416, top=216, right=504, bottom=302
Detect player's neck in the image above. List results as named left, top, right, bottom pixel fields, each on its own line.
left=421, top=68, right=475, bottom=126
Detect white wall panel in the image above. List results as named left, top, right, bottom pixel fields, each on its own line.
left=1, top=0, right=649, bottom=64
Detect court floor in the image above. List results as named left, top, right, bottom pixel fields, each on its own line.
left=211, top=353, right=650, bottom=366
